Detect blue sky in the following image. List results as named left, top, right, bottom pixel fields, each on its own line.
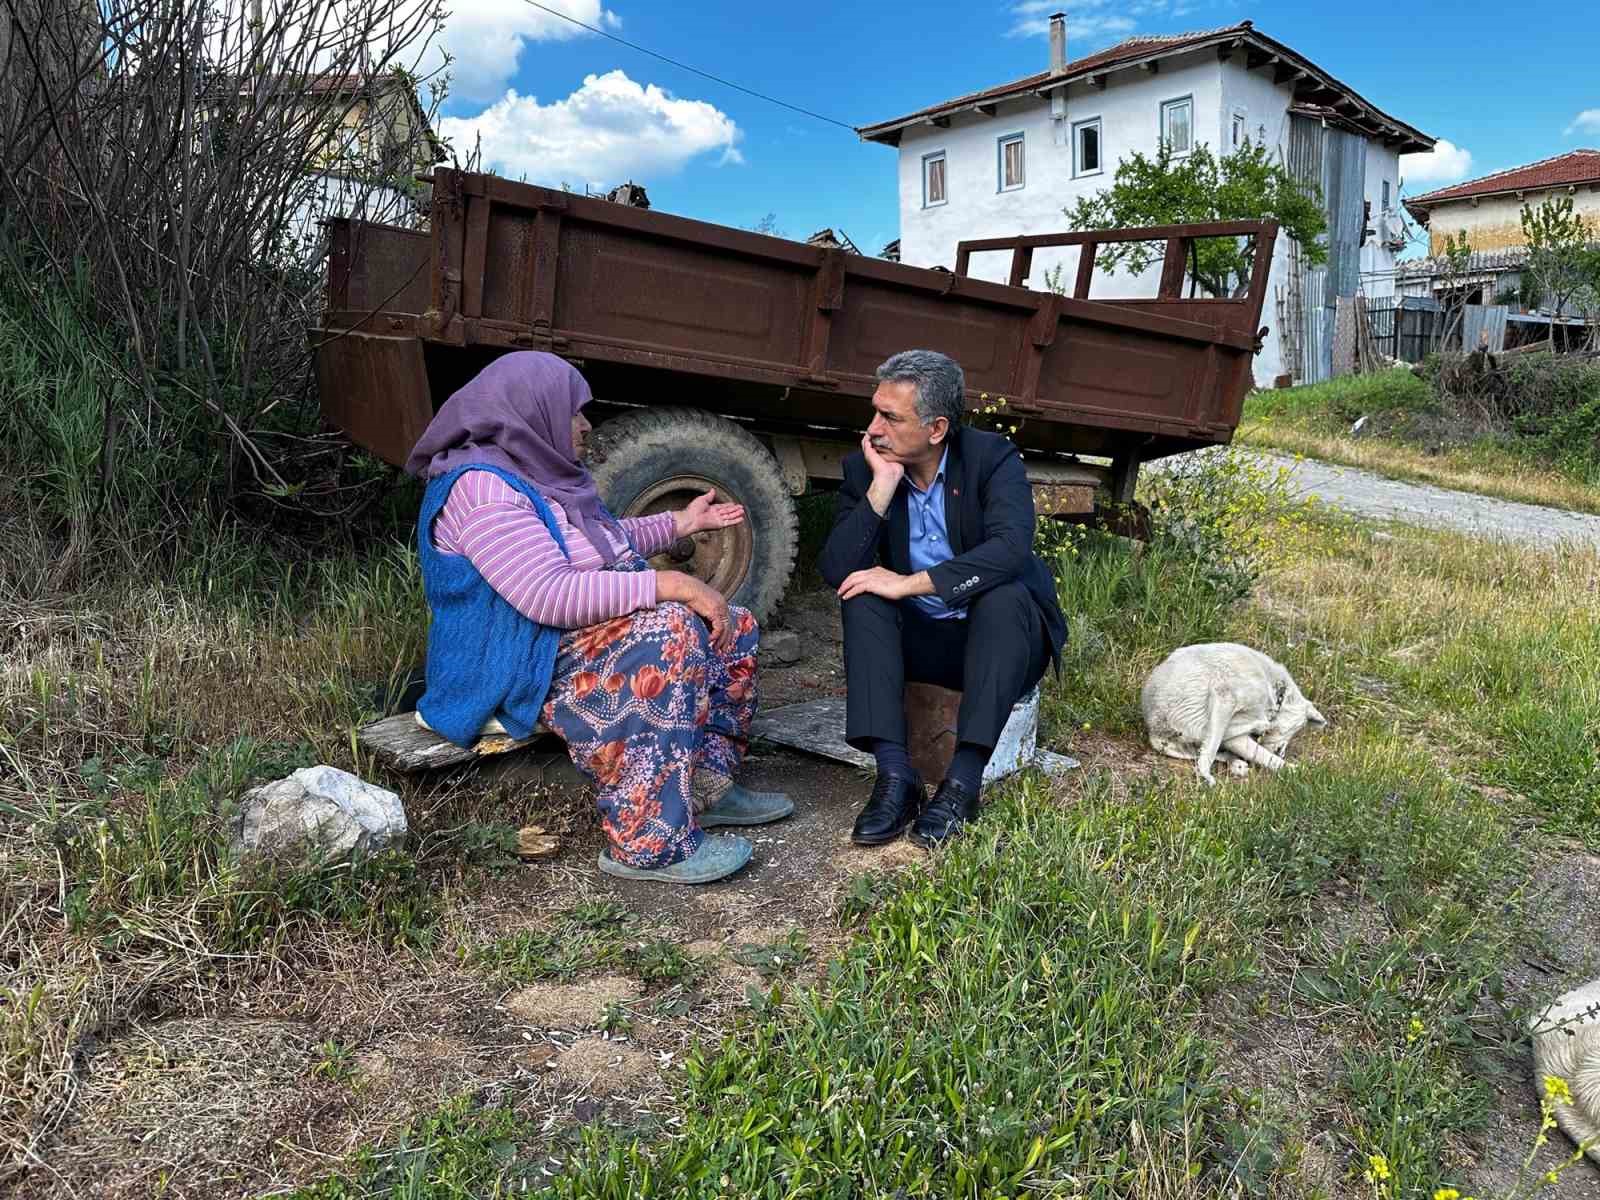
left=430, top=0, right=1600, bottom=255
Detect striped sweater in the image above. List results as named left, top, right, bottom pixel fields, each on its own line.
left=432, top=468, right=677, bottom=629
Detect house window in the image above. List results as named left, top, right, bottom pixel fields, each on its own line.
left=998, top=133, right=1025, bottom=191
left=923, top=151, right=947, bottom=208
left=1073, top=117, right=1102, bottom=177
left=1230, top=109, right=1247, bottom=149
left=1161, top=96, right=1194, bottom=155
left=1382, top=179, right=1391, bottom=210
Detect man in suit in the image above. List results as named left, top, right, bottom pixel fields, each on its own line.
left=818, top=349, right=1067, bottom=849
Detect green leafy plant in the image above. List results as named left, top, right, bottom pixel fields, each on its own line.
left=598, top=1002, right=633, bottom=1037
left=1519, top=196, right=1595, bottom=346
left=312, top=1039, right=357, bottom=1086
left=635, top=939, right=698, bottom=987
left=730, top=930, right=810, bottom=980
left=1066, top=139, right=1327, bottom=298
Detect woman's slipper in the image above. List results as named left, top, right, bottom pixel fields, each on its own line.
left=597, top=833, right=752, bottom=884
left=698, top=784, right=795, bottom=828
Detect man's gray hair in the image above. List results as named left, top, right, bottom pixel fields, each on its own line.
left=876, top=349, right=965, bottom=428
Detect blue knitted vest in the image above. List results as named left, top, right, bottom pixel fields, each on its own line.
left=415, top=464, right=570, bottom=747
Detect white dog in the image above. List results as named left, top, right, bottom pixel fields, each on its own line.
left=1141, top=643, right=1326, bottom=785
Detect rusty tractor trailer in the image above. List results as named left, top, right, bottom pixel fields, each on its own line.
left=315, top=168, right=1278, bottom=621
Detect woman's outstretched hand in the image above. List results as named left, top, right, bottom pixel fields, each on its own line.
left=674, top=489, right=745, bottom=538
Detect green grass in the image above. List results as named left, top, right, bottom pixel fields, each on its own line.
left=288, top=484, right=1598, bottom=1199
left=470, top=902, right=634, bottom=983
left=1244, top=369, right=1434, bottom=425
left=1239, top=369, right=1600, bottom=514
left=287, top=749, right=1527, bottom=1200
left=7, top=430, right=1595, bottom=1197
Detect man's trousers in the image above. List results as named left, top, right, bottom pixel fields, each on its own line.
left=841, top=581, right=1050, bottom=753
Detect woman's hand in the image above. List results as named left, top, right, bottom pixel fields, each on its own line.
left=656, top=571, right=734, bottom=653
left=674, top=489, right=745, bottom=538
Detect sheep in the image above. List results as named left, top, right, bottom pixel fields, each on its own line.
left=1140, top=643, right=1326, bottom=785
left=1531, top=977, right=1600, bottom=1166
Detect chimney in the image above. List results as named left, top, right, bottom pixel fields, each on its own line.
left=1049, top=12, right=1067, bottom=75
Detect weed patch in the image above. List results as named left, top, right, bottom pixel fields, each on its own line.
left=1240, top=364, right=1600, bottom=511
left=299, top=745, right=1539, bottom=1199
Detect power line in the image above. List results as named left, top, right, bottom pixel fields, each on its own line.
left=517, top=0, right=857, bottom=132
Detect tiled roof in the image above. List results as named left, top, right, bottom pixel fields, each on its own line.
left=857, top=24, right=1249, bottom=137
left=1407, top=150, right=1600, bottom=207
left=857, top=21, right=1432, bottom=154
left=1395, top=246, right=1529, bottom=277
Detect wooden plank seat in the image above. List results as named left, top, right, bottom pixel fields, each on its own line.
left=357, top=710, right=554, bottom=773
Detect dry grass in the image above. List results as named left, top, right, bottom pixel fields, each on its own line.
left=0, top=515, right=923, bottom=1196
left=1237, top=419, right=1600, bottom=516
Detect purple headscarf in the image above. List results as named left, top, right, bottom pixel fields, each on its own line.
left=404, top=352, right=625, bottom=562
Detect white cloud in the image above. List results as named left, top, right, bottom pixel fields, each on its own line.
left=438, top=70, right=742, bottom=189
left=1005, top=0, right=1161, bottom=43
left=1400, top=139, right=1474, bottom=186
left=1565, top=108, right=1600, bottom=136
left=442, top=0, right=621, bottom=104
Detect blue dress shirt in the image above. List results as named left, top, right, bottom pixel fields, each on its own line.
left=904, top=448, right=963, bottom=620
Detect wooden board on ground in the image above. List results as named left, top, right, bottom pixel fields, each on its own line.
left=752, top=697, right=1079, bottom=782
left=357, top=712, right=544, bottom=773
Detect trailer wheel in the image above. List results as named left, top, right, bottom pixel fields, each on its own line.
left=588, top=408, right=798, bottom=624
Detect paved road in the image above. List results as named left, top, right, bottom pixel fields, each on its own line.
left=1261, top=454, right=1600, bottom=549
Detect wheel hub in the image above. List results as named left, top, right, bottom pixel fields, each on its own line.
left=622, top=475, right=754, bottom=600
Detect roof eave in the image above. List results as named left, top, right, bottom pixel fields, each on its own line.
left=1409, top=177, right=1600, bottom=210
left=856, top=27, right=1434, bottom=153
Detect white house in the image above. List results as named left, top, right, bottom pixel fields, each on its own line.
left=857, top=18, right=1433, bottom=386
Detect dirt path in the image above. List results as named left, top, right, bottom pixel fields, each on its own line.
left=1264, top=452, right=1600, bottom=547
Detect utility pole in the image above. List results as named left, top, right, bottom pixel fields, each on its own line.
left=252, top=0, right=266, bottom=76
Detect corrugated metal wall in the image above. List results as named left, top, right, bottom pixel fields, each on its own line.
left=1462, top=304, right=1509, bottom=352
left=1286, top=115, right=1322, bottom=382
left=1322, top=128, right=1365, bottom=305
left=1286, top=114, right=1367, bottom=384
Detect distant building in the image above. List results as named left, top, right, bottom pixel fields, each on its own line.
left=217, top=71, right=445, bottom=242
left=805, top=228, right=863, bottom=254
left=1399, top=150, right=1600, bottom=317
left=857, top=17, right=1433, bottom=385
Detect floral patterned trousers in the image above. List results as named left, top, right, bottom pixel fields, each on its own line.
left=541, top=600, right=760, bottom=868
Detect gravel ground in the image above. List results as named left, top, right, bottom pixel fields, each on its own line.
left=1261, top=453, right=1600, bottom=548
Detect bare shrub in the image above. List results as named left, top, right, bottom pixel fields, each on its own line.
left=0, top=0, right=448, bottom=569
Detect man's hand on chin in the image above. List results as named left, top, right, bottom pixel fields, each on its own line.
left=837, top=567, right=934, bottom=602
left=862, top=433, right=904, bottom=517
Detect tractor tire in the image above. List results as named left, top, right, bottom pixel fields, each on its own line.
left=588, top=408, right=799, bottom=624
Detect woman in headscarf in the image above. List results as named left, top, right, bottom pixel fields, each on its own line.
left=404, top=352, right=792, bottom=884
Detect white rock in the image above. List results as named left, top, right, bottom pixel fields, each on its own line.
left=233, top=765, right=406, bottom=861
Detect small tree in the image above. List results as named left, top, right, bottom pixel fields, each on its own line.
left=1574, top=245, right=1600, bottom=351
left=1520, top=196, right=1594, bottom=348
left=1432, top=229, right=1476, bottom=350
left=1066, top=139, right=1327, bottom=298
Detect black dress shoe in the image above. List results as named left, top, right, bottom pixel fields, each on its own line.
left=851, top=772, right=925, bottom=846
left=910, top=778, right=981, bottom=849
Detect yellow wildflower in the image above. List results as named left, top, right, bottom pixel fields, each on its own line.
left=1544, top=1075, right=1573, bottom=1105
left=1364, top=1153, right=1391, bottom=1182
left=1433, top=1190, right=1460, bottom=1200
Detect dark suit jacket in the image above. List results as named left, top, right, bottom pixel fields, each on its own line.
left=817, top=425, right=1067, bottom=667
